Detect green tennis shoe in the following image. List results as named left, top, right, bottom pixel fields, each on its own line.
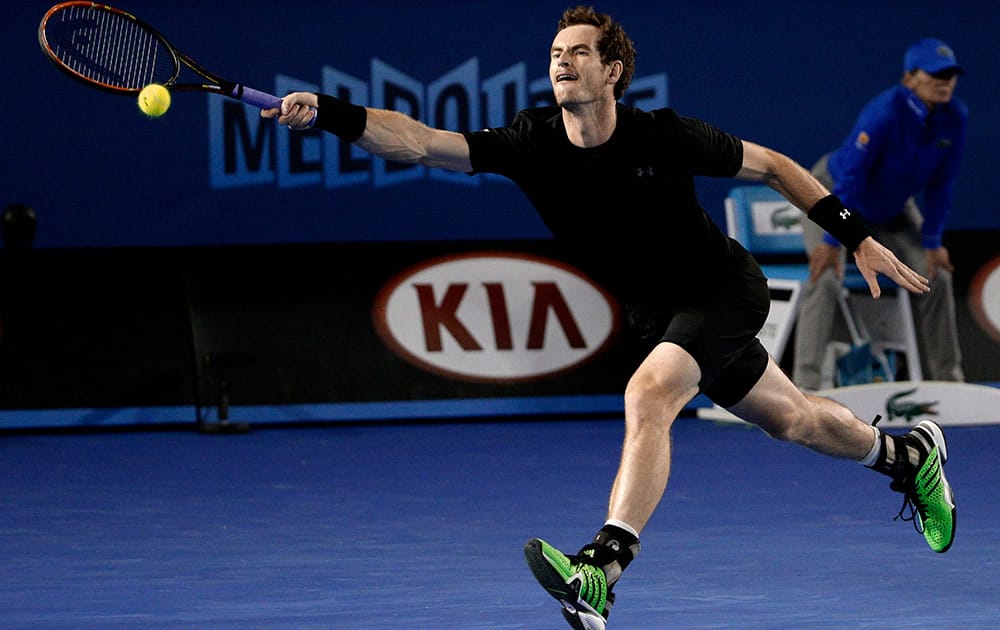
left=892, top=420, right=956, bottom=553
left=524, top=538, right=613, bottom=630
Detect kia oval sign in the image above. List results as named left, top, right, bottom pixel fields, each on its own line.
left=970, top=255, right=1000, bottom=343
left=373, top=252, right=620, bottom=383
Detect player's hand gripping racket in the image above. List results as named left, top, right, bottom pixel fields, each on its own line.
left=38, top=1, right=314, bottom=124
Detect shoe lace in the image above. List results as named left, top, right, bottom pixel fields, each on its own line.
left=890, top=477, right=925, bottom=534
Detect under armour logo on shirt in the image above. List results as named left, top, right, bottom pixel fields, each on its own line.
left=636, top=167, right=655, bottom=177
left=840, top=209, right=851, bottom=220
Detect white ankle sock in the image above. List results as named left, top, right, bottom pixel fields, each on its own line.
left=604, top=519, right=639, bottom=538
left=859, top=426, right=881, bottom=467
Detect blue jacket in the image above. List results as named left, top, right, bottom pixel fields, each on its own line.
left=826, top=83, right=967, bottom=248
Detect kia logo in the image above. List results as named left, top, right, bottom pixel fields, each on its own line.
left=373, top=251, right=620, bottom=383
left=970, top=255, right=1000, bottom=343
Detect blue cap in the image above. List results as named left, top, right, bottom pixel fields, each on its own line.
left=904, top=38, right=964, bottom=75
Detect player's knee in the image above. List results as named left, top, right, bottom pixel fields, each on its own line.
left=624, top=372, right=682, bottom=428
left=623, top=372, right=657, bottom=413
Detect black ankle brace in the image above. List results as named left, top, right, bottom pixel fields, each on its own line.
left=578, top=525, right=641, bottom=587
left=870, top=430, right=918, bottom=481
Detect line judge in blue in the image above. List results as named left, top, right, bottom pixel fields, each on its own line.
left=796, top=38, right=968, bottom=390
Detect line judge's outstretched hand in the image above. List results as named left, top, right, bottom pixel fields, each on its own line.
left=852, top=237, right=930, bottom=298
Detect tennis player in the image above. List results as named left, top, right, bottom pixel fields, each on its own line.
left=264, top=7, right=956, bottom=629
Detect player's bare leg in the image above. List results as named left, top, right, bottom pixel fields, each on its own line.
left=525, top=342, right=698, bottom=629
left=729, top=356, right=955, bottom=553
left=728, top=356, right=874, bottom=459
left=607, top=342, right=701, bottom=532
left=526, top=353, right=956, bottom=629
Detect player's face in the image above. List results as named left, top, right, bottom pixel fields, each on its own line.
left=904, top=69, right=958, bottom=108
left=549, top=24, right=615, bottom=108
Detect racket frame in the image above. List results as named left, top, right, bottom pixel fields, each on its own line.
left=38, top=1, right=294, bottom=112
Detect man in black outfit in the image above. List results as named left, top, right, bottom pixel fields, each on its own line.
left=265, top=6, right=955, bottom=629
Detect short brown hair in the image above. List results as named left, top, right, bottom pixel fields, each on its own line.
left=557, top=6, right=636, bottom=99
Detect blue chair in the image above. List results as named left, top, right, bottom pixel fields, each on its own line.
left=724, top=185, right=922, bottom=386
left=725, top=185, right=810, bottom=270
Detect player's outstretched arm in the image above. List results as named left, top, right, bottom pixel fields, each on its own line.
left=261, top=92, right=472, bottom=173
left=737, top=140, right=929, bottom=298
left=356, top=108, right=472, bottom=172
left=736, top=141, right=828, bottom=211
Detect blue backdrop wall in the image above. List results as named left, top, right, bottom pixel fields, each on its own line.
left=4, top=0, right=998, bottom=248
left=3, top=1, right=998, bottom=429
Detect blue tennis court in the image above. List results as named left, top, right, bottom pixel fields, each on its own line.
left=2, top=416, right=997, bottom=628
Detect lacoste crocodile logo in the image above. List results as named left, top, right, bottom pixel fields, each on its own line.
left=885, top=388, right=939, bottom=423
left=770, top=204, right=801, bottom=230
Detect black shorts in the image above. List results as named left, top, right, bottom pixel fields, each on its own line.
left=625, top=252, right=770, bottom=408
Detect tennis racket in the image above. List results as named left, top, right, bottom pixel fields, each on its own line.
left=38, top=1, right=314, bottom=122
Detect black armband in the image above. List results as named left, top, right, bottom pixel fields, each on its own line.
left=807, top=194, right=871, bottom=252
left=313, top=93, right=367, bottom=142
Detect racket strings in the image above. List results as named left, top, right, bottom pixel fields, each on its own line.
left=45, top=5, right=175, bottom=90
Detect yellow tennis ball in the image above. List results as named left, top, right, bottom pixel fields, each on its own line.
left=138, top=84, right=171, bottom=117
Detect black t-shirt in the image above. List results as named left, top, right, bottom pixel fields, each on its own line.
left=463, top=103, right=752, bottom=312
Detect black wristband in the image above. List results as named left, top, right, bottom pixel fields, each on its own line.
left=807, top=194, right=871, bottom=252
left=313, top=93, right=367, bottom=142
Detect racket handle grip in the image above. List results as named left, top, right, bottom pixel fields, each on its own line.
left=234, top=85, right=316, bottom=128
